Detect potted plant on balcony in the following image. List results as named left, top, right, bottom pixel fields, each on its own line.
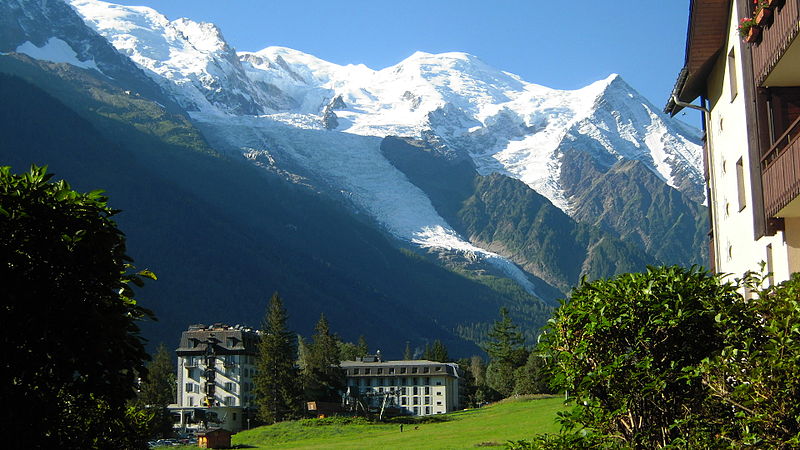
left=754, top=0, right=774, bottom=26
left=739, top=17, right=761, bottom=43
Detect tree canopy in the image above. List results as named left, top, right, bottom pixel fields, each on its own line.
left=0, top=165, right=155, bottom=448
left=540, top=265, right=741, bottom=447
left=254, top=292, right=302, bottom=424
left=301, top=314, right=345, bottom=402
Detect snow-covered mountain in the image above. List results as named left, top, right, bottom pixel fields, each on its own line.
left=4, top=0, right=705, bottom=305
left=68, top=0, right=703, bottom=208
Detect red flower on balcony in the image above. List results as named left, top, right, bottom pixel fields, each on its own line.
left=739, top=17, right=761, bottom=40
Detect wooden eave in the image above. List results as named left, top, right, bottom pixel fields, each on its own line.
left=667, top=0, right=731, bottom=114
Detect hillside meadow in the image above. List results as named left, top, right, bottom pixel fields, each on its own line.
left=230, top=395, right=564, bottom=449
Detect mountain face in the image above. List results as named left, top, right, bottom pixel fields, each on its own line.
left=1, top=0, right=708, bottom=354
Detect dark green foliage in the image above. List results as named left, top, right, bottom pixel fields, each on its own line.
left=456, top=356, right=493, bottom=407
left=135, top=343, right=176, bottom=438
left=302, top=314, right=345, bottom=402
left=541, top=266, right=738, bottom=448
left=482, top=308, right=527, bottom=398
left=137, top=344, right=176, bottom=408
left=357, top=335, right=369, bottom=358
left=700, top=272, right=800, bottom=447
left=0, top=165, right=154, bottom=449
left=255, top=293, right=303, bottom=424
left=514, top=349, right=553, bottom=396
left=404, top=341, right=413, bottom=360
left=483, top=308, right=524, bottom=364
left=424, top=339, right=450, bottom=362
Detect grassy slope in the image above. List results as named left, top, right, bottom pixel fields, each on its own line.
left=234, top=396, right=565, bottom=449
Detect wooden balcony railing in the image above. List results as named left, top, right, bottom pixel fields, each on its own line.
left=761, top=114, right=800, bottom=217
left=752, top=0, right=800, bottom=86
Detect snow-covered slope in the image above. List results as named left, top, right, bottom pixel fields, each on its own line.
left=69, top=0, right=703, bottom=211
left=63, top=0, right=704, bottom=298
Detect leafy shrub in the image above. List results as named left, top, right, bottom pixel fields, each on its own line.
left=701, top=271, right=800, bottom=447
left=540, top=266, right=739, bottom=447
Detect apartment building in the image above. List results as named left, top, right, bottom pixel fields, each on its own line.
left=341, top=356, right=461, bottom=416
left=666, top=0, right=800, bottom=284
left=173, top=323, right=260, bottom=432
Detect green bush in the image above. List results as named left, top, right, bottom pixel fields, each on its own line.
left=701, top=272, right=800, bottom=447
left=540, top=266, right=739, bottom=448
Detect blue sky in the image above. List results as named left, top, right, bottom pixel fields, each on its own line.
left=112, top=0, right=693, bottom=117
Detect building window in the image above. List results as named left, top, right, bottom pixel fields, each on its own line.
left=365, top=368, right=371, bottom=374
left=185, top=383, right=193, bottom=393
left=425, top=377, right=430, bottom=385
left=736, top=157, right=746, bottom=211
left=224, top=396, right=235, bottom=406
left=377, top=368, right=383, bottom=375
left=188, top=396, right=194, bottom=406
left=413, top=397, right=419, bottom=405
left=413, top=406, right=419, bottom=415
left=400, top=368, right=407, bottom=374
left=436, top=391, right=442, bottom=396
left=353, top=368, right=359, bottom=375
left=401, top=397, right=407, bottom=405
left=436, top=381, right=442, bottom=386
left=423, top=367, right=429, bottom=373
left=424, top=396, right=431, bottom=404
left=412, top=367, right=418, bottom=374
left=424, top=386, right=430, bottom=395
left=425, top=406, right=431, bottom=415
left=728, top=48, right=738, bottom=101
left=413, top=386, right=418, bottom=395
left=224, top=382, right=235, bottom=393
left=437, top=401, right=442, bottom=405
left=436, top=366, right=442, bottom=372
left=389, top=368, right=395, bottom=374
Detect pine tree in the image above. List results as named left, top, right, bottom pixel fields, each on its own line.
left=356, top=335, right=368, bottom=358
left=135, top=343, right=176, bottom=438
left=254, top=292, right=302, bottom=424
left=138, top=343, right=176, bottom=408
left=403, top=341, right=413, bottom=360
left=514, top=350, right=552, bottom=395
left=483, top=307, right=524, bottom=365
left=483, top=307, right=526, bottom=398
left=428, top=339, right=449, bottom=362
left=302, top=314, right=345, bottom=402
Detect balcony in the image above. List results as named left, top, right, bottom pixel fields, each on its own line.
left=752, top=0, right=800, bottom=87
left=761, top=115, right=800, bottom=216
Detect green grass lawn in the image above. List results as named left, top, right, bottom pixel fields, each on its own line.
left=232, top=395, right=565, bottom=449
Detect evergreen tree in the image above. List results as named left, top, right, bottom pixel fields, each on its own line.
left=514, top=350, right=552, bottom=395
left=135, top=343, right=176, bottom=438
left=297, top=335, right=310, bottom=371
left=337, top=341, right=360, bottom=361
left=403, top=341, right=413, bottom=360
left=138, top=344, right=176, bottom=408
left=356, top=335, right=369, bottom=358
left=254, top=293, right=302, bottom=424
left=483, top=307, right=526, bottom=398
left=424, top=339, right=449, bottom=362
left=302, top=314, right=345, bottom=402
left=483, top=307, right=524, bottom=365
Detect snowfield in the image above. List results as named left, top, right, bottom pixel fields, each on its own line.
left=67, top=0, right=705, bottom=297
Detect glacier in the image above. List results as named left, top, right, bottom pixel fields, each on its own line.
left=66, top=0, right=705, bottom=298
